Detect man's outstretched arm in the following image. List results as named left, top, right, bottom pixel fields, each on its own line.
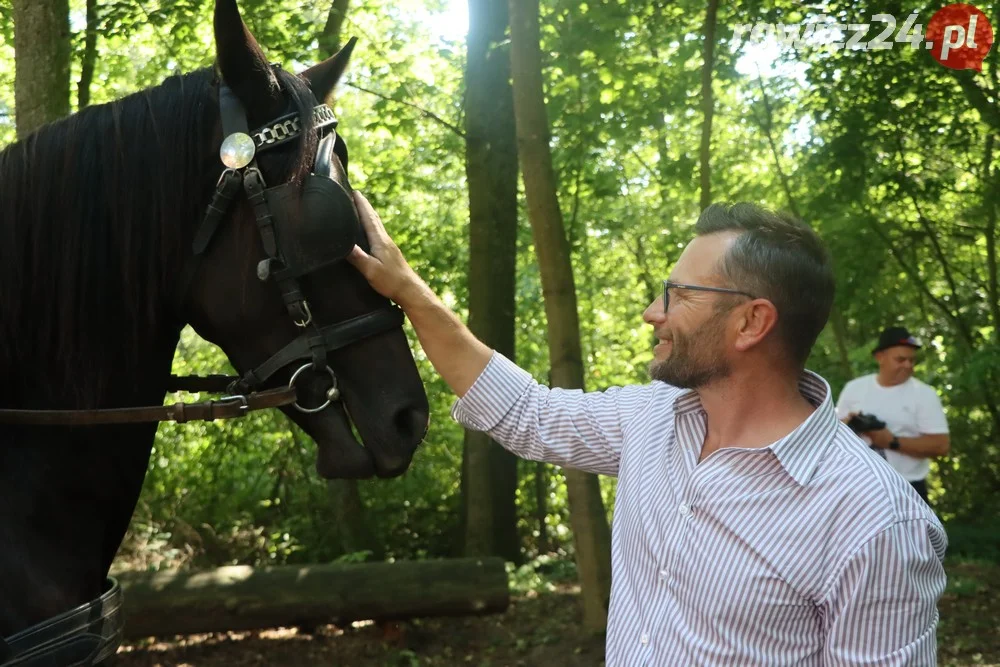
left=346, top=191, right=492, bottom=398
left=345, top=191, right=653, bottom=476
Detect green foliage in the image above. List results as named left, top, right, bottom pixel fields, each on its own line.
left=0, top=0, right=15, bottom=145
left=4, top=0, right=997, bottom=568
left=945, top=520, right=1000, bottom=563
left=508, top=554, right=579, bottom=595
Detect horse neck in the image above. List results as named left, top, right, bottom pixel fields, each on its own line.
left=0, top=347, right=181, bottom=639
left=0, top=77, right=212, bottom=637
left=0, top=263, right=182, bottom=637
left=0, top=70, right=217, bottom=409
left=0, top=316, right=181, bottom=637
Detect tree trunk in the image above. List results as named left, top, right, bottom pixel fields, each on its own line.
left=318, top=0, right=350, bottom=55
left=461, top=0, right=521, bottom=565
left=12, top=0, right=71, bottom=138
left=984, top=134, right=1000, bottom=347
left=117, top=558, right=509, bottom=638
left=77, top=0, right=99, bottom=110
left=698, top=0, right=719, bottom=210
left=326, top=477, right=384, bottom=561
left=753, top=73, right=854, bottom=379
left=534, top=461, right=550, bottom=553
left=508, top=0, right=612, bottom=633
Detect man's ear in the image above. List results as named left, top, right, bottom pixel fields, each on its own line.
left=301, top=37, right=358, bottom=103
left=733, top=300, right=779, bottom=352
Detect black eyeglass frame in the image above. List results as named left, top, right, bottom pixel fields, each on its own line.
left=662, top=280, right=756, bottom=312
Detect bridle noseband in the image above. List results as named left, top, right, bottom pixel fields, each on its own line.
left=0, top=71, right=404, bottom=426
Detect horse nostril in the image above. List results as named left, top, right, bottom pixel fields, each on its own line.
left=394, top=406, right=429, bottom=443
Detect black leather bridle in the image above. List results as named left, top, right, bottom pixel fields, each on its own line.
left=184, top=75, right=404, bottom=414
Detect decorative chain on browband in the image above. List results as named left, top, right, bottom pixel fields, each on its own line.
left=219, top=104, right=338, bottom=171
left=251, top=104, right=338, bottom=150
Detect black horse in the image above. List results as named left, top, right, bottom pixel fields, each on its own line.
left=0, top=1, right=429, bottom=663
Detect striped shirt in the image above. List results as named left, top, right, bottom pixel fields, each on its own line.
left=452, top=352, right=948, bottom=666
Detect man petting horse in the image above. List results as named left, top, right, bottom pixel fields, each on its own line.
left=347, top=192, right=946, bottom=666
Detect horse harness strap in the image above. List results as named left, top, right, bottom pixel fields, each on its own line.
left=0, top=386, right=297, bottom=426
left=0, top=578, right=122, bottom=667
left=231, top=307, right=404, bottom=393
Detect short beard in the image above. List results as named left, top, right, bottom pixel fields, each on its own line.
left=649, top=307, right=733, bottom=389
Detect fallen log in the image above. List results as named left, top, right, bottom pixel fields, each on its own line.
left=116, top=557, right=509, bottom=638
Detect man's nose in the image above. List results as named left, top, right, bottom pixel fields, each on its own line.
left=643, top=297, right=665, bottom=325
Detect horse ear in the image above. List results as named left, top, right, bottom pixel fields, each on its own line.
left=214, top=0, right=282, bottom=118
left=301, top=37, right=358, bottom=103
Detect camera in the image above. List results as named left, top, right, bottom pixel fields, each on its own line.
left=846, top=412, right=886, bottom=434
left=846, top=412, right=888, bottom=458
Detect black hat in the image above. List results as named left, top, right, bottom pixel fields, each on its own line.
left=873, top=326, right=922, bottom=355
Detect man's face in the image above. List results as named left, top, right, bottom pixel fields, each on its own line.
left=876, top=345, right=917, bottom=385
left=643, top=233, right=742, bottom=389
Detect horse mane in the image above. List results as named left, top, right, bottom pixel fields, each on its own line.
left=0, top=66, right=319, bottom=407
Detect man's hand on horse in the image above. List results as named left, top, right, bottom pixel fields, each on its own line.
left=348, top=191, right=423, bottom=305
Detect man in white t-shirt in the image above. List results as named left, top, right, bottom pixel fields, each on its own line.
left=836, top=326, right=950, bottom=504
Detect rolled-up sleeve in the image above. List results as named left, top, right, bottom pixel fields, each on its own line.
left=451, top=351, right=656, bottom=476
left=822, top=518, right=948, bottom=665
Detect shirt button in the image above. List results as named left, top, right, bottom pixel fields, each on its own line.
left=640, top=632, right=649, bottom=645
left=659, top=569, right=669, bottom=580
left=678, top=502, right=690, bottom=516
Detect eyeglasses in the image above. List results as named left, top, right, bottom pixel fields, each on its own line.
left=662, top=280, right=756, bottom=313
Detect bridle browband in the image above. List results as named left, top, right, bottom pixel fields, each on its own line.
left=0, top=70, right=404, bottom=426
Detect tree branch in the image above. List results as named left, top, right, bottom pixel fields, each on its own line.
left=345, top=82, right=465, bottom=138
left=984, top=133, right=1000, bottom=344
left=623, top=234, right=662, bottom=306
left=318, top=0, right=350, bottom=54
left=753, top=68, right=800, bottom=218
left=896, top=178, right=966, bottom=310
left=135, top=0, right=180, bottom=69
left=861, top=209, right=972, bottom=347
left=950, top=70, right=1000, bottom=132
left=628, top=147, right=656, bottom=179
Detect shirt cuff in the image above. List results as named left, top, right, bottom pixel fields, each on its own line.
left=450, top=351, right=536, bottom=432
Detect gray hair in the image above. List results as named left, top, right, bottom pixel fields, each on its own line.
left=694, top=203, right=834, bottom=368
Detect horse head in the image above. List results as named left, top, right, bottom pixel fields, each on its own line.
left=183, top=0, right=429, bottom=479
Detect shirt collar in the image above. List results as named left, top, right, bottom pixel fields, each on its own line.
left=771, top=371, right=839, bottom=485
left=671, top=370, right=839, bottom=486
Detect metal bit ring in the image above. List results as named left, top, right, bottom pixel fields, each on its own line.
left=288, top=363, right=338, bottom=413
